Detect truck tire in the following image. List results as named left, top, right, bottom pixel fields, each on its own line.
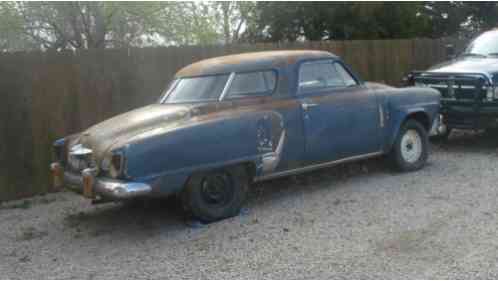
left=182, top=165, right=248, bottom=223
left=389, top=119, right=429, bottom=172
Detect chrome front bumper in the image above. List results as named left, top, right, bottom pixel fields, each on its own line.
left=429, top=114, right=448, bottom=136
left=50, top=162, right=151, bottom=200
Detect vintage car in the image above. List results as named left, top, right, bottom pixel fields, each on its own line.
left=409, top=29, right=498, bottom=139
left=51, top=50, right=440, bottom=222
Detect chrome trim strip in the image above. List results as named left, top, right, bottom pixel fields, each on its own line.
left=379, top=105, right=384, bottom=128
left=219, top=72, right=236, bottom=101
left=254, top=151, right=383, bottom=182
left=159, top=79, right=179, bottom=103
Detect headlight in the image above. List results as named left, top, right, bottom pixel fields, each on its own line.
left=101, top=150, right=125, bottom=178
left=414, top=82, right=426, bottom=87
left=486, top=87, right=493, bottom=101
left=485, top=85, right=498, bottom=101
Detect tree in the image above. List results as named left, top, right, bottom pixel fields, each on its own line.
left=417, top=2, right=470, bottom=38
left=14, top=2, right=165, bottom=50
left=3, top=1, right=498, bottom=52
left=464, top=2, right=498, bottom=35
left=249, top=2, right=498, bottom=42
left=5, top=1, right=223, bottom=51
left=214, top=1, right=257, bottom=44
left=0, top=2, right=36, bottom=51
left=152, top=2, right=220, bottom=46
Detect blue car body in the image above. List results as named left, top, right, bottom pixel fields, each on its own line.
left=52, top=50, right=440, bottom=200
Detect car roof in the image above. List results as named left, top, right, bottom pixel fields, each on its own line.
left=175, top=50, right=337, bottom=78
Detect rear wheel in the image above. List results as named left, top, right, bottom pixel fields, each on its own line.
left=389, top=119, right=429, bottom=172
left=182, top=165, right=248, bottom=223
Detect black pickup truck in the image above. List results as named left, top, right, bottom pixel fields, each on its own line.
left=409, top=29, right=498, bottom=138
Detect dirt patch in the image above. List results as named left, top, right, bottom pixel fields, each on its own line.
left=16, top=226, right=48, bottom=241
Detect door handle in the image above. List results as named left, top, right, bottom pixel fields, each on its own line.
left=302, top=102, right=318, bottom=110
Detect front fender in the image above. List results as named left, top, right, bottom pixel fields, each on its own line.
left=382, top=87, right=440, bottom=152
left=385, top=104, right=439, bottom=152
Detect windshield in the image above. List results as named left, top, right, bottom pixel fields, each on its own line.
left=463, top=31, right=498, bottom=57
left=159, top=74, right=230, bottom=103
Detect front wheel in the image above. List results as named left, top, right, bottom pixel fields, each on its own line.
left=389, top=119, right=429, bottom=172
left=182, top=166, right=249, bottom=223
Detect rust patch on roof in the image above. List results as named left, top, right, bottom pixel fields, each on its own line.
left=175, top=50, right=336, bottom=77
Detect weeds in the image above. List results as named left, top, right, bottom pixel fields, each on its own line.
left=0, top=200, right=32, bottom=210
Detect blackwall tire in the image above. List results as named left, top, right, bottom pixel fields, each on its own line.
left=183, top=165, right=248, bottom=223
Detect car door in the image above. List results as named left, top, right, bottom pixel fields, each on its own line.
left=297, top=59, right=381, bottom=164
left=223, top=69, right=307, bottom=174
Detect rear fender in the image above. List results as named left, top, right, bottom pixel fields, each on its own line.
left=124, top=110, right=286, bottom=196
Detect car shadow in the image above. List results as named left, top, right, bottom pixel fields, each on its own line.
left=63, top=196, right=189, bottom=239
left=62, top=157, right=390, bottom=239
left=246, top=157, right=389, bottom=206
left=62, top=130, right=498, bottom=239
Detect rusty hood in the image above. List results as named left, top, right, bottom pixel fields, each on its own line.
left=72, top=104, right=192, bottom=161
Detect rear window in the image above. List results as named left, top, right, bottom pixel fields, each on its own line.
left=161, top=74, right=230, bottom=103
left=226, top=71, right=277, bottom=98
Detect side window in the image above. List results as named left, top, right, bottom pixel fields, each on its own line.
left=298, top=60, right=357, bottom=94
left=226, top=70, right=276, bottom=98
left=334, top=63, right=358, bottom=87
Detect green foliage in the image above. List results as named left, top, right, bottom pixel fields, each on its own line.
left=0, top=2, right=36, bottom=51
left=2, top=2, right=498, bottom=50
left=15, top=2, right=167, bottom=49
left=152, top=2, right=221, bottom=45
left=0, top=1, right=227, bottom=51
left=213, top=1, right=257, bottom=44
left=0, top=200, right=31, bottom=210
left=249, top=2, right=498, bottom=42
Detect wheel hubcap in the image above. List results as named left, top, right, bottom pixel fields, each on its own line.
left=200, top=173, right=234, bottom=206
left=400, top=129, right=423, bottom=163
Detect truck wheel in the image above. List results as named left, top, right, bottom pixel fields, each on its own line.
left=389, top=119, right=428, bottom=172
left=182, top=166, right=248, bottom=223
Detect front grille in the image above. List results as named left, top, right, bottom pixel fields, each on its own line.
left=413, top=73, right=489, bottom=102
left=67, top=155, right=93, bottom=172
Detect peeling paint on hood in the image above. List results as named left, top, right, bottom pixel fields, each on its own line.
left=73, top=104, right=192, bottom=162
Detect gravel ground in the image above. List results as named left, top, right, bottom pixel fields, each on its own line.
left=2, top=131, right=498, bottom=279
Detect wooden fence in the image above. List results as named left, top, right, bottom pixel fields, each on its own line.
left=0, top=38, right=465, bottom=201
